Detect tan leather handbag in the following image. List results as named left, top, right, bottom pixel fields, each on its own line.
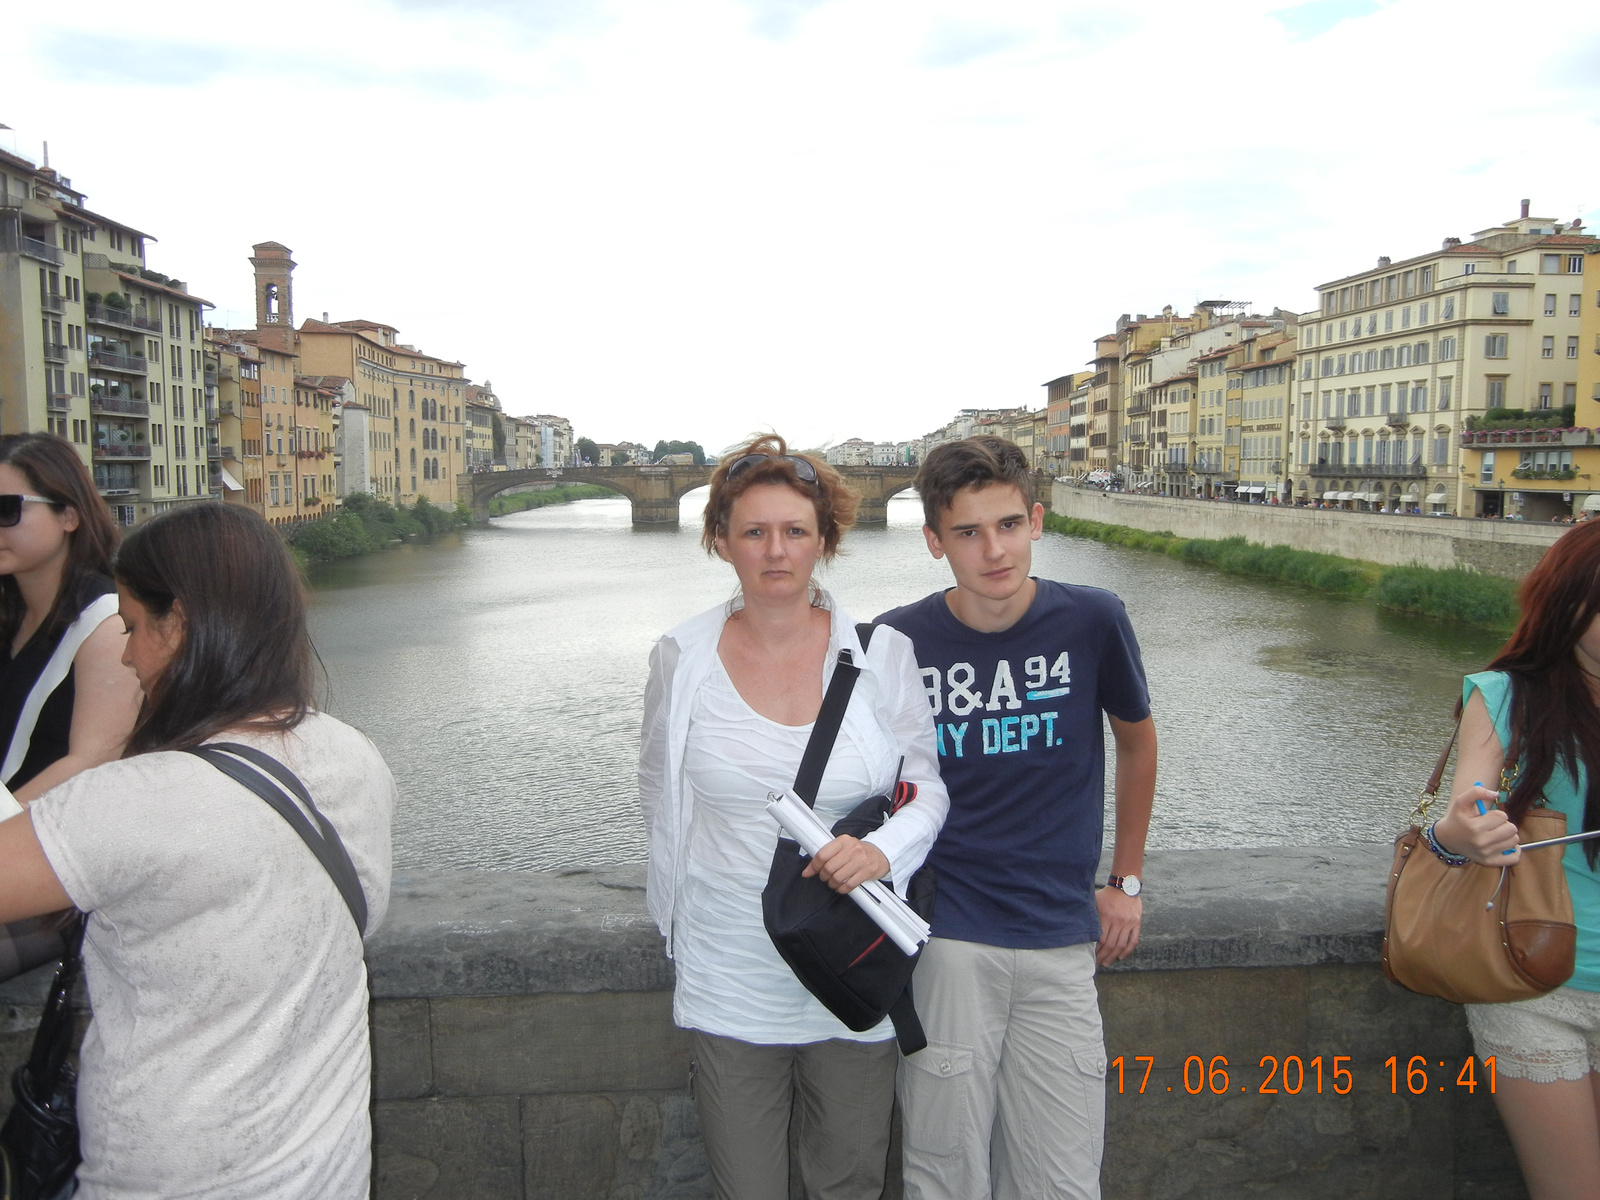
left=1382, top=724, right=1576, bottom=1005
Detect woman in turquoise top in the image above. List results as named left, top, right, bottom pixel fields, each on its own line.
left=1433, top=519, right=1600, bottom=1200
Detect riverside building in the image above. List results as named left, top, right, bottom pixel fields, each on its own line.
left=203, top=330, right=266, bottom=512
left=1, top=148, right=220, bottom=525
left=1295, top=201, right=1596, bottom=516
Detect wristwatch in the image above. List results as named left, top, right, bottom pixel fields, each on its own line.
left=1107, top=874, right=1141, bottom=897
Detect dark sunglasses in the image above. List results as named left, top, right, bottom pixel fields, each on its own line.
left=0, top=494, right=58, bottom=528
left=725, top=453, right=819, bottom=483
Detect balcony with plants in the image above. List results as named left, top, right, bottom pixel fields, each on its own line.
left=88, top=339, right=149, bottom=375
left=85, top=293, right=162, bottom=333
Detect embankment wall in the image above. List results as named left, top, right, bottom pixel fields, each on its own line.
left=1051, top=485, right=1563, bottom=579
left=1, top=849, right=1528, bottom=1199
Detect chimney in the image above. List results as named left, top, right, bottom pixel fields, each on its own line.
left=322, top=311, right=329, bottom=323
left=1520, top=199, right=1530, bottom=219
left=1442, top=237, right=1461, bottom=250
left=1377, top=256, right=1391, bottom=268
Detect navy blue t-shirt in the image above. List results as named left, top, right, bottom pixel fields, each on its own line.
left=877, top=579, right=1150, bottom=949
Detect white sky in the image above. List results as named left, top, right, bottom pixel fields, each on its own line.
left=5, top=0, right=1597, bottom=453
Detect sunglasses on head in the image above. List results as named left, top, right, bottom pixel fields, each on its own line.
left=725, top=453, right=819, bottom=484
left=0, top=495, right=58, bottom=528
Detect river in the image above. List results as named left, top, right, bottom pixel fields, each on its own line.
left=304, top=491, right=1504, bottom=871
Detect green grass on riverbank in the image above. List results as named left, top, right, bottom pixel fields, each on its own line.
left=488, top=483, right=617, bottom=516
left=290, top=493, right=474, bottom=564
left=1042, top=512, right=1520, bottom=632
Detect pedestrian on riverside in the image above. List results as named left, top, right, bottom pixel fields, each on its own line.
left=0, top=434, right=143, bottom=982
left=638, top=435, right=949, bottom=1200
left=877, top=436, right=1157, bottom=1200
left=0, top=502, right=396, bottom=1198
left=0, top=434, right=141, bottom=806
left=1429, top=518, right=1600, bottom=1200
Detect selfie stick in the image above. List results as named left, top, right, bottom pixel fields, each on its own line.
left=767, top=790, right=931, bottom=956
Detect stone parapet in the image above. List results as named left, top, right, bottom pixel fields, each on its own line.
left=0, top=849, right=1529, bottom=1198
left=1052, top=484, right=1563, bottom=579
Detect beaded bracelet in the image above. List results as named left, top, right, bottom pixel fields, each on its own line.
left=1424, top=822, right=1470, bottom=867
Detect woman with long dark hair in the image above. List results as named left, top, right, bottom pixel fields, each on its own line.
left=0, top=502, right=395, bottom=1198
left=0, top=433, right=140, bottom=807
left=1433, top=519, right=1600, bottom=1200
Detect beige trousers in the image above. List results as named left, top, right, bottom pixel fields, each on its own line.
left=686, top=1030, right=898, bottom=1200
left=898, top=938, right=1107, bottom=1200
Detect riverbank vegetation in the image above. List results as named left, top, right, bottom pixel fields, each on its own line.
left=488, top=483, right=617, bottom=516
left=290, top=493, right=474, bottom=564
left=1041, top=513, right=1520, bottom=632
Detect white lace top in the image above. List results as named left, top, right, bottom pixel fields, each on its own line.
left=671, top=655, right=894, bottom=1044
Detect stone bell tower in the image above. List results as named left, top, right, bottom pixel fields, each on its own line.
left=249, top=241, right=296, bottom=353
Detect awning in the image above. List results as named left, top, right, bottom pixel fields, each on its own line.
left=1585, top=494, right=1600, bottom=512
left=1239, top=485, right=1263, bottom=494
left=1322, top=490, right=1340, bottom=500
left=219, top=466, right=244, bottom=492
left=1403, top=488, right=1422, bottom=500
left=1337, top=491, right=1354, bottom=501
left=1427, top=489, right=1448, bottom=505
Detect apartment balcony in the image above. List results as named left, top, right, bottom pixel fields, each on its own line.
left=216, top=365, right=236, bottom=382
left=1385, top=413, right=1410, bottom=428
left=39, top=292, right=64, bottom=314
left=91, top=394, right=150, bottom=417
left=46, top=393, right=72, bottom=413
left=203, top=366, right=218, bottom=386
left=217, top=398, right=239, bottom=417
left=1308, top=463, right=1426, bottom=479
left=93, top=442, right=151, bottom=460
left=1125, top=432, right=1147, bottom=445
left=20, top=237, right=63, bottom=265
left=42, top=342, right=67, bottom=363
left=88, top=348, right=149, bottom=374
left=85, top=302, right=162, bottom=333
left=1460, top=428, right=1591, bottom=449
left=206, top=439, right=221, bottom=458
left=220, top=445, right=238, bottom=462
left=1324, top=416, right=1346, bottom=429
left=1125, top=400, right=1150, bottom=417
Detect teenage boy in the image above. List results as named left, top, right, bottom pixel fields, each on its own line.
left=877, top=436, right=1156, bottom=1200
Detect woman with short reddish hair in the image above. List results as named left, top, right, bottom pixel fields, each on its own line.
left=1432, top=519, right=1600, bottom=1199
left=640, top=435, right=948, bottom=1200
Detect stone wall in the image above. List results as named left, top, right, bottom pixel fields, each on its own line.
left=1, top=849, right=1530, bottom=1199
left=1051, top=485, right=1564, bottom=579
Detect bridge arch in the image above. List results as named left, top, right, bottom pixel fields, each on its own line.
left=461, top=464, right=917, bottom=529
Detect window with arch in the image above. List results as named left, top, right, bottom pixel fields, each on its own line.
left=410, top=419, right=416, bottom=436
left=409, top=390, right=416, bottom=409
left=410, top=448, right=417, bottom=467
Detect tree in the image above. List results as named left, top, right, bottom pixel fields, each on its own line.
left=576, top=437, right=599, bottom=465
left=650, top=440, right=707, bottom=465
left=492, top=412, right=506, bottom=460
left=612, top=449, right=631, bottom=465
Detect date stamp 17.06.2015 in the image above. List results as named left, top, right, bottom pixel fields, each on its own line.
left=1111, top=1055, right=1497, bottom=1097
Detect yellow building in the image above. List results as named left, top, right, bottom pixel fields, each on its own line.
left=1192, top=344, right=1230, bottom=497
left=1235, top=329, right=1296, bottom=502
left=1299, top=203, right=1595, bottom=516
left=1461, top=244, right=1600, bottom=520
left=203, top=329, right=265, bottom=513
left=1152, top=369, right=1196, bottom=496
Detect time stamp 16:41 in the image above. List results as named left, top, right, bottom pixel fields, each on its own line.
left=1111, top=1055, right=1499, bottom=1096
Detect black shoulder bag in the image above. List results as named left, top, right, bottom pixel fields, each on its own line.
left=0, top=742, right=367, bottom=1200
left=761, top=624, right=937, bottom=1055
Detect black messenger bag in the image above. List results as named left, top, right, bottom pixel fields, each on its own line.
left=761, top=624, right=936, bottom=1054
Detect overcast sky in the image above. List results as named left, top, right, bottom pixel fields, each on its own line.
left=5, top=0, right=1597, bottom=453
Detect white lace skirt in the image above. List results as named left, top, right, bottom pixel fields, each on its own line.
left=1467, top=987, right=1600, bottom=1082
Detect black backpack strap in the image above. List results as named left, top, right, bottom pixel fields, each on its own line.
left=792, top=624, right=879, bottom=807
left=186, top=743, right=368, bottom=936
left=889, top=985, right=926, bottom=1055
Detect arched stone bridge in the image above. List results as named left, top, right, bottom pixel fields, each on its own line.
left=461, top=464, right=920, bottom=529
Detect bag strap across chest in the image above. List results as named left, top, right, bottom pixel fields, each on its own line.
left=185, top=742, right=368, bottom=936
left=792, top=624, right=876, bottom=807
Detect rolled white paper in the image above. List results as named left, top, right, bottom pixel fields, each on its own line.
left=767, top=789, right=931, bottom=956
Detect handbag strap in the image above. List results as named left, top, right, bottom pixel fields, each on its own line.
left=1413, top=707, right=1525, bottom=823
left=792, top=624, right=877, bottom=808
left=185, top=743, right=368, bottom=936
left=25, top=914, right=85, bottom=1083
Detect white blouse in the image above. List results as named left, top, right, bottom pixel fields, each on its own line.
left=673, top=656, right=891, bottom=1043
